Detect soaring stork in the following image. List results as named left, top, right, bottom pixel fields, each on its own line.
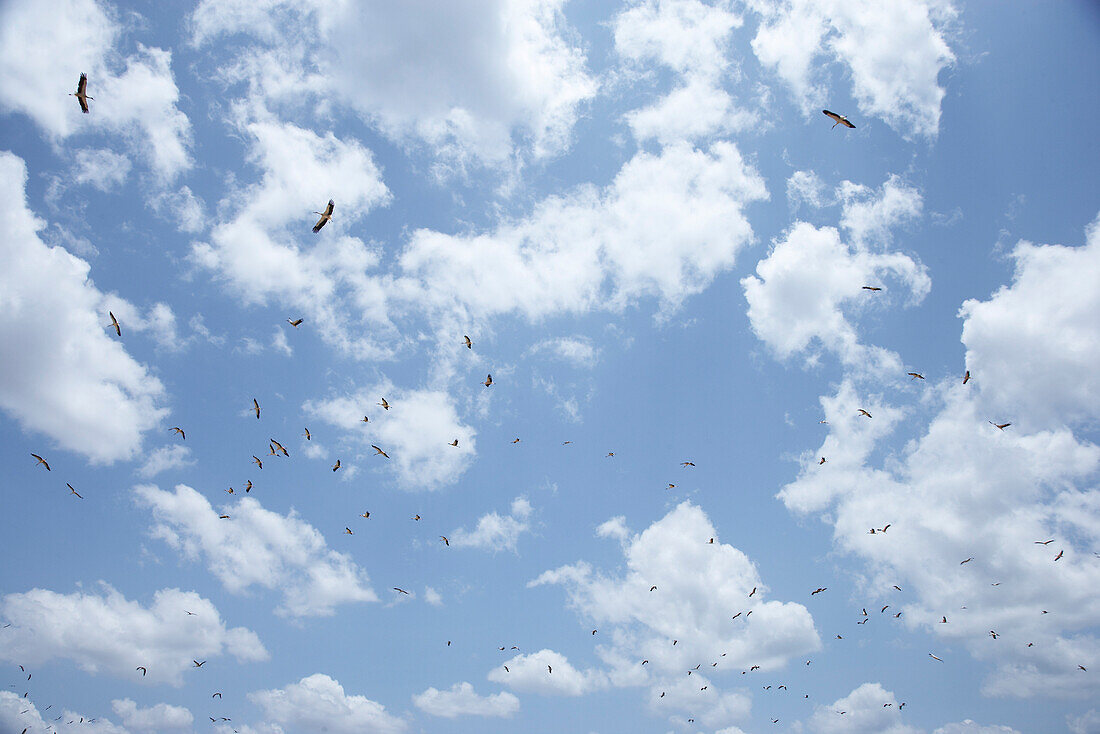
left=822, top=110, right=855, bottom=129
left=71, top=73, right=93, bottom=113
left=312, top=199, right=334, bottom=232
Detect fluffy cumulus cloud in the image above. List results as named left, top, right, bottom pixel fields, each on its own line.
left=614, top=0, right=755, bottom=143
left=450, top=497, right=533, bottom=551
left=191, top=114, right=394, bottom=359
left=249, top=674, right=406, bottom=734
left=0, top=0, right=192, bottom=178
left=774, top=216, right=1100, bottom=699
left=530, top=501, right=819, bottom=722
left=747, top=0, right=956, bottom=138
left=487, top=648, right=608, bottom=696
left=135, top=484, right=378, bottom=617
left=191, top=0, right=595, bottom=166
left=959, top=216, right=1100, bottom=429
left=0, top=584, right=267, bottom=686
left=412, top=681, right=520, bottom=718
left=526, top=336, right=599, bottom=367
left=2, top=692, right=131, bottom=734
left=400, top=141, right=767, bottom=320
left=138, top=445, right=195, bottom=478
left=111, top=698, right=194, bottom=732
left=303, top=380, right=477, bottom=489
left=0, top=151, right=168, bottom=464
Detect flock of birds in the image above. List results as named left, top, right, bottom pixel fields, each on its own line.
left=4, top=76, right=1087, bottom=732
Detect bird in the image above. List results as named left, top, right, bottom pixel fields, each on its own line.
left=71, top=73, right=93, bottom=113
left=893, top=585, right=902, bottom=591
left=819, top=457, right=826, bottom=465
left=359, top=511, right=370, bottom=518
left=219, top=514, right=230, bottom=519
left=393, top=588, right=409, bottom=595
left=641, top=660, right=649, bottom=665
left=881, top=605, right=889, bottom=613
left=136, top=667, right=146, bottom=676
left=66, top=483, right=82, bottom=499
left=650, top=586, right=657, bottom=591
left=464, top=335, right=472, bottom=349
left=1035, top=539, right=1054, bottom=545
left=607, top=452, right=615, bottom=457
left=592, top=629, right=597, bottom=635
left=1054, top=550, right=1064, bottom=561
left=989, top=421, right=1011, bottom=430
left=880, top=524, right=890, bottom=533
left=212, top=693, right=222, bottom=698
left=287, top=318, right=303, bottom=327
left=332, top=459, right=341, bottom=472
left=105, top=310, right=121, bottom=337
left=193, top=660, right=206, bottom=667
left=513, top=438, right=521, bottom=444
left=252, top=456, right=262, bottom=469
left=989, top=630, right=998, bottom=639
left=823, top=109, right=855, bottom=128
left=378, top=398, right=390, bottom=410
left=667, top=483, right=676, bottom=489
left=504, top=665, right=509, bottom=672
left=413, top=514, right=421, bottom=521
left=344, top=527, right=353, bottom=535
left=31, top=454, right=50, bottom=471
left=252, top=399, right=260, bottom=419
left=861, top=285, right=882, bottom=291
left=908, top=372, right=925, bottom=380
left=372, top=445, right=389, bottom=458
left=548, top=665, right=552, bottom=674
left=270, top=438, right=288, bottom=456
left=170, top=426, right=185, bottom=439
left=450, top=439, right=459, bottom=446
left=225, top=487, right=234, bottom=494
left=484, top=374, right=493, bottom=387
left=440, top=536, right=449, bottom=546
left=941, top=616, right=948, bottom=623
left=361, top=415, right=370, bottom=423
left=960, top=557, right=973, bottom=564
left=1080, top=665, right=1088, bottom=671
left=963, top=370, right=971, bottom=384
left=312, top=199, right=334, bottom=232
left=858, top=409, right=872, bottom=418
left=732, top=612, right=742, bottom=620
left=303, top=428, right=311, bottom=440
left=682, top=461, right=695, bottom=467
left=749, top=587, right=757, bottom=597
left=929, top=653, right=943, bottom=662
left=244, top=480, right=252, bottom=493
left=708, top=538, right=714, bottom=544
left=811, top=587, right=827, bottom=595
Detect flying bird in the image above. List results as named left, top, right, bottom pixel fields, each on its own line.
left=819, top=457, right=826, bottom=465
left=464, top=335, right=472, bottom=349
left=344, top=527, right=353, bottom=535
left=450, top=439, right=458, bottom=446
left=193, top=660, right=206, bottom=667
left=393, top=588, right=409, bottom=595
left=378, top=398, right=390, bottom=410
left=811, top=587, right=827, bottom=595
left=858, top=409, right=872, bottom=418
left=219, top=514, right=230, bottom=519
left=749, top=587, right=757, bottom=597
left=1035, top=539, right=1054, bottom=545
left=252, top=399, right=260, bottom=419
left=413, top=514, right=421, bottom=521
left=929, top=653, right=943, bottom=662
left=960, top=557, right=973, bottom=564
left=71, top=73, right=93, bottom=113
left=823, top=109, right=855, bottom=128
left=270, top=438, right=288, bottom=456
left=548, top=665, right=552, bottom=674
left=908, top=372, right=925, bottom=380
left=682, top=461, right=695, bottom=467
left=332, top=459, right=341, bottom=472
left=312, top=199, right=334, bottom=232
left=963, top=370, right=971, bottom=384
left=650, top=586, right=657, bottom=591
left=287, top=318, right=303, bottom=327
left=607, top=452, right=614, bottom=457
left=136, top=667, right=146, bottom=676
left=359, top=511, right=370, bottom=518
left=212, top=693, right=222, bottom=698
left=440, top=536, right=449, bottom=546
left=244, top=480, right=252, bottom=492
left=252, top=456, right=262, bottom=469
left=66, top=483, right=82, bottom=499
left=513, top=438, right=521, bottom=444
left=372, top=445, right=389, bottom=458
left=31, top=454, right=51, bottom=471
left=989, top=421, right=1011, bottom=430
left=484, top=374, right=493, bottom=387
left=861, top=286, right=882, bottom=291
left=1054, top=550, right=1064, bottom=561
left=108, top=311, right=121, bottom=336
left=170, top=426, right=185, bottom=439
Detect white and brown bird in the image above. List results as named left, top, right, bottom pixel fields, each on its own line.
left=107, top=311, right=121, bottom=336
left=681, top=461, right=695, bottom=467
left=440, top=536, right=449, bottom=546
left=252, top=398, right=260, bottom=419
left=450, top=439, right=459, bottom=447
left=344, top=527, right=353, bottom=535
left=31, top=454, right=51, bottom=471
left=287, top=318, right=303, bottom=328
left=312, top=199, right=334, bottom=232
left=464, top=335, right=472, bottom=349
left=393, top=587, right=409, bottom=595
left=359, top=511, right=370, bottom=518
left=378, top=398, right=390, bottom=410
left=861, top=285, right=882, bottom=291
left=929, top=653, right=943, bottom=662
left=303, top=428, right=311, bottom=440
left=372, top=445, right=389, bottom=458
left=332, top=459, right=341, bottom=472
left=908, top=372, right=925, bottom=380
left=819, top=457, right=826, bottom=465
left=823, top=109, right=855, bottom=128
left=252, top=456, right=262, bottom=469
left=484, top=374, right=493, bottom=387
left=66, top=483, right=82, bottom=499
left=170, top=426, right=185, bottom=439
left=963, top=370, right=971, bottom=384
left=71, top=73, right=93, bottom=113
left=858, top=409, right=872, bottom=418
left=989, top=421, right=1011, bottom=430
left=270, top=438, right=289, bottom=457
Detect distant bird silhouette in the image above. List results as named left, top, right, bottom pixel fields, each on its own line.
left=929, top=653, right=943, bottom=662
left=136, top=666, right=146, bottom=676
left=253, top=399, right=260, bottom=419
left=823, top=109, right=855, bottom=128
left=193, top=660, right=206, bottom=667
left=304, top=427, right=311, bottom=440
left=108, top=311, right=121, bottom=336
left=1054, top=550, right=1064, bottom=561
left=66, top=483, right=82, bottom=499
left=440, top=536, right=449, bottom=546
left=819, top=457, right=826, bottom=465
left=989, top=421, right=1011, bottom=430
left=1035, top=539, right=1054, bottom=545
left=372, top=445, right=389, bottom=458
left=378, top=398, right=390, bottom=410
left=908, top=372, right=925, bottom=380
left=30, top=454, right=50, bottom=471
left=450, top=439, right=459, bottom=446
left=464, top=335, right=472, bottom=349
left=170, top=426, right=185, bottom=439
left=811, top=587, right=827, bottom=595
left=861, top=286, right=882, bottom=291
left=287, top=318, right=303, bottom=327
left=252, top=456, right=262, bottom=469
left=858, top=409, right=872, bottom=418
left=484, top=374, right=493, bottom=387
left=332, top=459, right=341, bottom=472
left=393, top=588, right=409, bottom=595
left=963, top=370, right=971, bottom=384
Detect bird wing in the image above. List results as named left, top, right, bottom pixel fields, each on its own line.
left=78, top=73, right=87, bottom=94
left=325, top=199, right=334, bottom=216
left=823, top=109, right=841, bottom=122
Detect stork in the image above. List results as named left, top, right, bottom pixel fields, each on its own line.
left=822, top=110, right=855, bottom=129
left=70, top=73, right=93, bottom=113
left=312, top=199, right=334, bottom=232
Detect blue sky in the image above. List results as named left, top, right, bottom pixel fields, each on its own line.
left=1, top=1, right=1099, bottom=733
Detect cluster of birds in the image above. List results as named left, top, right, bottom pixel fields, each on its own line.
left=7, top=79, right=1082, bottom=731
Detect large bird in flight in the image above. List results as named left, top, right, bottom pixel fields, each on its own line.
left=253, top=398, right=260, bottom=419
left=312, top=199, right=334, bottom=232
left=823, top=109, right=855, bottom=128
left=372, top=445, right=389, bottom=458
left=71, top=73, right=93, bottom=113
left=31, top=454, right=50, bottom=471
left=108, top=311, right=121, bottom=336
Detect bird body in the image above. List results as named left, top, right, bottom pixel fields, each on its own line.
left=822, top=109, right=855, bottom=128
left=31, top=454, right=50, bottom=471
left=71, top=73, right=93, bottom=113
left=108, top=311, right=121, bottom=336
left=332, top=459, right=341, bottom=472
left=312, top=199, right=334, bottom=232
left=287, top=318, right=303, bottom=327
left=372, top=445, right=389, bottom=458
left=464, top=335, right=472, bottom=349
left=170, top=426, right=185, bottom=439
left=253, top=399, right=260, bottom=419
left=484, top=374, right=493, bottom=387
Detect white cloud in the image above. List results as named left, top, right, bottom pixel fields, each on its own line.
left=747, top=0, right=956, bottom=138
left=933, top=722, right=1023, bottom=734
left=959, top=216, right=1100, bottom=429
left=249, top=673, right=406, bottom=734
left=271, top=326, right=292, bottom=356
left=0, top=0, right=192, bottom=178
left=2, top=692, right=131, bottom=734
left=304, top=381, right=477, bottom=489
left=400, top=141, right=767, bottom=320
left=191, top=114, right=394, bottom=360
left=787, top=169, right=831, bottom=210
left=149, top=186, right=206, bottom=234
left=192, top=0, right=596, bottom=166
left=838, top=175, right=924, bottom=248
left=804, top=682, right=919, bottom=734
left=0, top=151, right=167, bottom=464
left=135, top=484, right=378, bottom=617
left=413, top=681, right=520, bottom=718
left=424, top=586, right=443, bottom=607
left=111, top=698, right=193, bottom=732
left=487, top=648, right=607, bottom=696
left=137, top=444, right=195, bottom=479
left=531, top=502, right=820, bottom=684
left=526, top=336, right=599, bottom=367
left=0, top=584, right=267, bottom=686
left=450, top=497, right=533, bottom=552
left=72, top=147, right=131, bottom=191
left=1068, top=709, right=1100, bottom=734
